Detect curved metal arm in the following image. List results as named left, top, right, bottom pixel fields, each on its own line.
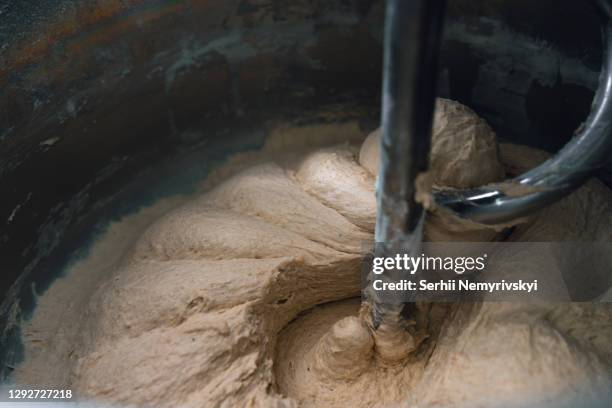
left=437, top=1, right=612, bottom=224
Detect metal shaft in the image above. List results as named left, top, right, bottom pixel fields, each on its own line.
left=366, top=0, right=446, bottom=330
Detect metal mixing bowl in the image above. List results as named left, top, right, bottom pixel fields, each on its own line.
left=0, top=0, right=606, bottom=379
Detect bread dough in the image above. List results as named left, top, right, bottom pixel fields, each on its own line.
left=13, top=99, right=612, bottom=407
left=360, top=98, right=510, bottom=243
left=359, top=98, right=504, bottom=188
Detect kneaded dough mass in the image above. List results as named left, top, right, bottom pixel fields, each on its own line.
left=14, top=99, right=612, bottom=407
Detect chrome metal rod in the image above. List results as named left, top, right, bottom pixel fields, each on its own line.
left=366, top=0, right=446, bottom=329
left=436, top=1, right=612, bottom=224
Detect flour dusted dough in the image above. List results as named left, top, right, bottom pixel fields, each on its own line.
left=14, top=99, right=612, bottom=407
